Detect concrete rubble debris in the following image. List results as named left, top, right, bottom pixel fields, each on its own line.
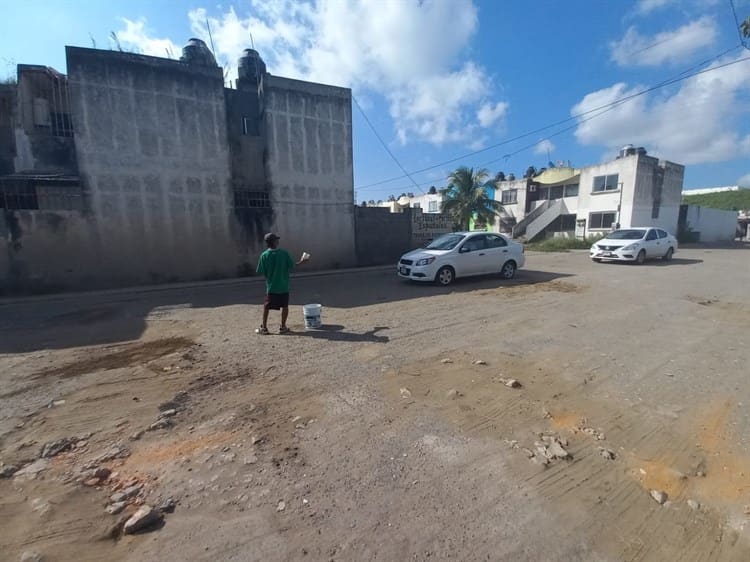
left=440, top=358, right=453, bottom=364
left=687, top=499, right=700, bottom=510
left=123, top=505, right=163, bottom=534
left=149, top=418, right=173, bottom=431
left=399, top=388, right=412, bottom=399
left=106, top=502, right=127, bottom=515
left=160, top=409, right=178, bottom=417
left=533, top=435, right=572, bottom=462
left=598, top=447, right=616, bottom=460
left=472, top=360, right=487, bottom=365
left=277, top=500, right=286, bottom=512
left=20, top=552, right=44, bottom=562
left=1, top=464, right=19, bottom=478
left=650, top=490, right=668, bottom=505
left=158, top=498, right=176, bottom=513
left=111, top=484, right=142, bottom=503
left=47, top=399, right=66, bottom=408
left=13, top=459, right=49, bottom=480
left=445, top=388, right=463, bottom=400
left=40, top=437, right=77, bottom=458
left=503, top=378, right=522, bottom=388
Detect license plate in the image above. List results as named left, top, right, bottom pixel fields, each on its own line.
left=399, top=266, right=408, bottom=275
left=602, top=252, right=614, bottom=257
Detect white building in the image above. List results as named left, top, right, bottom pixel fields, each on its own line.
left=378, top=190, right=443, bottom=213
left=682, top=185, right=740, bottom=196
left=496, top=146, right=685, bottom=241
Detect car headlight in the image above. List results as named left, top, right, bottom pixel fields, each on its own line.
left=621, top=243, right=639, bottom=251
left=591, top=244, right=599, bottom=251
left=416, top=257, right=436, bottom=266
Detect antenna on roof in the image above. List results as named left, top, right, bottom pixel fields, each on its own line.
left=89, top=33, right=97, bottom=49
left=249, top=32, right=255, bottom=50
left=110, top=31, right=123, bottom=52
left=206, top=18, right=217, bottom=57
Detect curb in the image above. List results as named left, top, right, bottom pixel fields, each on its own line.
left=0, top=264, right=394, bottom=307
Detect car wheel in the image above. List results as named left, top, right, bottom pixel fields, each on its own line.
left=592, top=258, right=602, bottom=263
left=663, top=247, right=674, bottom=261
left=500, top=260, right=517, bottom=280
left=635, top=250, right=646, bottom=265
left=435, top=266, right=454, bottom=286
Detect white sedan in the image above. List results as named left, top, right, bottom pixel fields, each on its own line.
left=397, top=232, right=525, bottom=286
left=590, top=227, right=678, bottom=264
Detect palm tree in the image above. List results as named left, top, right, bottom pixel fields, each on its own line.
left=440, top=166, right=503, bottom=231
left=742, top=16, right=750, bottom=38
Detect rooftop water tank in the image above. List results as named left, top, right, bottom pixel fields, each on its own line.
left=180, top=38, right=217, bottom=67
left=238, top=49, right=267, bottom=84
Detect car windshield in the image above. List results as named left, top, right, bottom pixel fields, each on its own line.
left=605, top=229, right=645, bottom=240
left=425, top=233, right=465, bottom=250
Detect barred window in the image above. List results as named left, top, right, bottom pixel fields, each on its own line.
left=0, top=182, right=39, bottom=210
left=234, top=190, right=270, bottom=208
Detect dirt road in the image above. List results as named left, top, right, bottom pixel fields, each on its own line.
left=1, top=247, right=749, bottom=561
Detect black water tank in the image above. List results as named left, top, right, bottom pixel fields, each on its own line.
left=238, top=49, right=267, bottom=84
left=180, top=38, right=217, bottom=67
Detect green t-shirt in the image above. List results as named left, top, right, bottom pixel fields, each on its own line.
left=257, top=248, right=295, bottom=294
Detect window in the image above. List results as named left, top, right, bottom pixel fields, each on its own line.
left=538, top=187, right=549, bottom=200
left=550, top=185, right=564, bottom=200
left=564, top=183, right=579, bottom=197
left=657, top=229, right=667, bottom=239
left=501, top=189, right=517, bottom=204
left=461, top=235, right=486, bottom=252
left=592, top=174, right=619, bottom=192
left=412, top=202, right=421, bottom=209
left=589, top=211, right=617, bottom=230
left=0, top=181, right=39, bottom=210
left=486, top=234, right=508, bottom=248
left=428, top=200, right=438, bottom=212
left=234, top=190, right=270, bottom=208
left=646, top=229, right=657, bottom=241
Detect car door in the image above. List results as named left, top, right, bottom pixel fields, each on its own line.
left=644, top=228, right=659, bottom=257
left=656, top=229, right=670, bottom=256
left=456, top=235, right=487, bottom=276
left=484, top=234, right=510, bottom=274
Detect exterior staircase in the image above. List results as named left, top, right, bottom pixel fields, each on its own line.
left=511, top=200, right=550, bottom=239
left=524, top=199, right=568, bottom=242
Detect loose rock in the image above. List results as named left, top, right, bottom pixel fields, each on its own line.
left=20, top=551, right=44, bottom=562
left=94, top=467, right=112, bottom=480
left=472, top=360, right=487, bottom=366
left=1, top=464, right=19, bottom=478
left=106, top=502, right=127, bottom=515
left=92, top=444, right=131, bottom=463
left=440, top=358, right=453, bottom=364
left=149, top=419, right=172, bottom=431
left=650, top=490, right=668, bottom=505
left=277, top=500, right=286, bottom=512
left=160, top=409, right=178, bottom=418
left=158, top=498, right=176, bottom=513
left=687, top=499, right=700, bottom=510
left=399, top=388, right=412, bottom=399
left=504, top=379, right=522, bottom=388
left=445, top=388, right=463, bottom=400
left=13, top=459, right=49, bottom=480
left=40, top=437, right=76, bottom=458
left=123, top=505, right=162, bottom=534
left=599, top=447, right=616, bottom=460
left=129, top=430, right=144, bottom=441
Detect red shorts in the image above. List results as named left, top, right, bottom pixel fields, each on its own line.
left=265, top=292, right=290, bottom=310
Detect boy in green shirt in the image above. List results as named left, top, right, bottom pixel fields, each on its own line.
left=255, top=233, right=308, bottom=334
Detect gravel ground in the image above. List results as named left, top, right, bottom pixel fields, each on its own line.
left=1, top=246, right=749, bottom=561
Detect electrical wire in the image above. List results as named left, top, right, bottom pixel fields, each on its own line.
left=354, top=44, right=747, bottom=192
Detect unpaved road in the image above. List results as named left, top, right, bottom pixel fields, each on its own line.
left=1, top=247, right=749, bottom=561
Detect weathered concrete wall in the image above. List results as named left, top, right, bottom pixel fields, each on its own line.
left=630, top=156, right=683, bottom=234
left=0, top=86, right=16, bottom=175
left=64, top=47, right=240, bottom=287
left=354, top=206, right=411, bottom=266
left=264, top=75, right=355, bottom=269
left=683, top=205, right=738, bottom=242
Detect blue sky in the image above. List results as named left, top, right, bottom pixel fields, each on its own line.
left=3, top=0, right=750, bottom=202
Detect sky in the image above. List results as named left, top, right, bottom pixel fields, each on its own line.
left=2, top=0, right=750, bottom=203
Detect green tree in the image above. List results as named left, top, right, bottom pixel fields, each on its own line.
left=742, top=16, right=750, bottom=38
left=440, top=166, right=503, bottom=231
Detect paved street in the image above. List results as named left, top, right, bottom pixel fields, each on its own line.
left=1, top=247, right=749, bottom=561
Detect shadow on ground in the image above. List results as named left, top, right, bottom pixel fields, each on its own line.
left=0, top=268, right=572, bottom=354
left=288, top=325, right=389, bottom=343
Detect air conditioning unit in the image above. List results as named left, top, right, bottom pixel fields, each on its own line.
left=528, top=185, right=537, bottom=192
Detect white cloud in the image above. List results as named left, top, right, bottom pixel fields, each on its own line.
left=739, top=173, right=750, bottom=188
left=477, top=101, right=509, bottom=127
left=116, top=0, right=508, bottom=147
left=635, top=0, right=673, bottom=15
left=117, top=18, right=180, bottom=58
left=610, top=17, right=717, bottom=67
left=534, top=139, right=556, bottom=156
left=571, top=51, right=750, bottom=165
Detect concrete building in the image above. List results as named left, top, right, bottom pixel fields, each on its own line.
left=678, top=205, right=738, bottom=242
left=378, top=189, right=443, bottom=214
left=498, top=146, right=685, bottom=241
left=0, top=40, right=355, bottom=293
left=682, top=185, right=740, bottom=196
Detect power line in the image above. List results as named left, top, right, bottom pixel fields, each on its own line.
left=352, top=96, right=426, bottom=195
left=354, top=44, right=745, bottom=191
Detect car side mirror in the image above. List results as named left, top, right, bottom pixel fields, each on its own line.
left=459, top=246, right=469, bottom=253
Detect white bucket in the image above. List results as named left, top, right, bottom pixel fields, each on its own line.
left=303, top=303, right=322, bottom=330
